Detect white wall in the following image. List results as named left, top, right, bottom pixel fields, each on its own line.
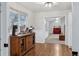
left=60, top=16, right=65, bottom=34
left=68, top=12, right=72, bottom=48
left=65, top=14, right=68, bottom=46
left=33, top=10, right=70, bottom=43
left=65, top=12, right=72, bottom=48
left=1, top=2, right=34, bottom=56
left=1, top=2, right=9, bottom=56
left=72, top=2, right=79, bottom=54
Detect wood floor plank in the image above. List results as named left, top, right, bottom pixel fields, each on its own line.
left=25, top=43, right=72, bottom=56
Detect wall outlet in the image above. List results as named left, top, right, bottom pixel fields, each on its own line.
left=4, top=43, right=8, bottom=47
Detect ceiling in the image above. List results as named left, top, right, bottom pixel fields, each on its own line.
left=17, top=2, right=72, bottom=12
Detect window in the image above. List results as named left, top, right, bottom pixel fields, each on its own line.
left=8, top=9, right=27, bottom=35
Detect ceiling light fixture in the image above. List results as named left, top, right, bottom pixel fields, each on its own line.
left=36, top=2, right=57, bottom=8
left=44, top=2, right=57, bottom=8
left=44, top=2, right=53, bottom=8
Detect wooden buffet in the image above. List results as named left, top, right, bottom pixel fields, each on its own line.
left=10, top=32, right=35, bottom=56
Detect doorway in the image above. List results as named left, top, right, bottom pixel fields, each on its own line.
left=45, top=16, right=65, bottom=44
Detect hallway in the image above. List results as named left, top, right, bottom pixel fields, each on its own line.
left=45, top=34, right=65, bottom=44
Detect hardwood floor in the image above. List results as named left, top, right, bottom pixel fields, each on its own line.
left=25, top=43, right=72, bottom=56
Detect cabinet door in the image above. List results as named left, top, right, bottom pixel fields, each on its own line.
left=26, top=35, right=33, bottom=49
left=20, top=37, right=26, bottom=53
left=10, top=37, right=20, bottom=56
left=28, top=35, right=33, bottom=48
